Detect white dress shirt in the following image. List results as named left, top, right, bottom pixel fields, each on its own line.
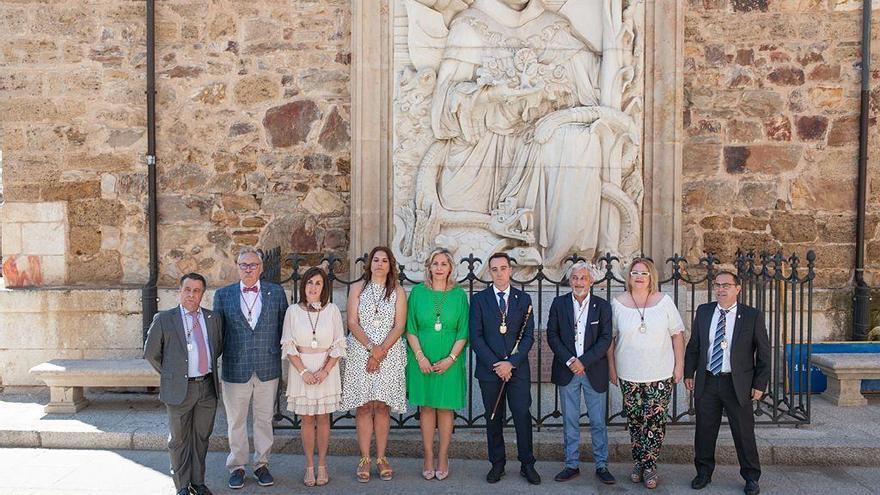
left=566, top=293, right=591, bottom=366
left=179, top=305, right=212, bottom=378
left=492, top=284, right=511, bottom=314
left=240, top=280, right=262, bottom=330
left=707, top=303, right=738, bottom=373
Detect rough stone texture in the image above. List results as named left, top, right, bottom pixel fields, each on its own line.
left=683, top=1, right=879, bottom=302
left=0, top=0, right=352, bottom=286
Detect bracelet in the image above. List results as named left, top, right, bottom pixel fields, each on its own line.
left=448, top=353, right=457, bottom=362
left=298, top=368, right=307, bottom=376
left=366, top=342, right=374, bottom=351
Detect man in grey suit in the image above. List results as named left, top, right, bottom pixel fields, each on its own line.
left=145, top=272, right=223, bottom=495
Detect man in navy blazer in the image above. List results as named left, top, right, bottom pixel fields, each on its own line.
left=213, top=247, right=288, bottom=490
left=469, top=252, right=540, bottom=485
left=546, top=261, right=615, bottom=485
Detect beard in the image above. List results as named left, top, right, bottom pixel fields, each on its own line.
left=572, top=288, right=589, bottom=298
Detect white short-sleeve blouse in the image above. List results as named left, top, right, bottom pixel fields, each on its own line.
left=611, top=293, right=685, bottom=383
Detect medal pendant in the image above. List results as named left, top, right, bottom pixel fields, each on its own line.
left=638, top=322, right=647, bottom=334
left=372, top=318, right=382, bottom=328
left=499, top=323, right=508, bottom=335
left=721, top=339, right=728, bottom=350
left=434, top=320, right=442, bottom=331
left=310, top=339, right=318, bottom=349
left=187, top=343, right=193, bottom=352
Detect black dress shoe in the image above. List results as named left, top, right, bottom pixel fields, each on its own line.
left=691, top=474, right=712, bottom=489
left=191, top=485, right=213, bottom=495
left=554, top=467, right=580, bottom=482
left=596, top=467, right=616, bottom=485
left=744, top=480, right=760, bottom=495
left=228, top=469, right=245, bottom=489
left=520, top=464, right=541, bottom=485
left=486, top=465, right=506, bottom=483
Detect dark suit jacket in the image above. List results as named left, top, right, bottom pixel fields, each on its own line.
left=546, top=292, right=612, bottom=392
left=212, top=282, right=288, bottom=383
left=684, top=302, right=771, bottom=405
left=468, top=285, right=535, bottom=382
left=144, top=305, right=223, bottom=406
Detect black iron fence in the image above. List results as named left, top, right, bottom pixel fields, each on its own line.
left=265, top=249, right=815, bottom=429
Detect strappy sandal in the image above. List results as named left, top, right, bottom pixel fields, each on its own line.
left=643, top=468, right=659, bottom=489
left=303, top=466, right=316, bottom=487
left=376, top=456, right=393, bottom=481
left=630, top=465, right=644, bottom=483
left=356, top=456, right=371, bottom=483
left=316, top=465, right=329, bottom=486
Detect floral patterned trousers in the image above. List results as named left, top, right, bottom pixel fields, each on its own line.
left=619, top=378, right=673, bottom=471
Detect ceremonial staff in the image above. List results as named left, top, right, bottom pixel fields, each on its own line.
left=489, top=304, right=533, bottom=421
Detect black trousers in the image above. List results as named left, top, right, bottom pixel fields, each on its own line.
left=167, top=378, right=218, bottom=490
left=479, top=375, right=535, bottom=467
left=694, top=372, right=761, bottom=482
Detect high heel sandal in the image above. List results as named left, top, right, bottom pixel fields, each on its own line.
left=643, top=468, right=659, bottom=489
left=630, top=465, right=644, bottom=483
left=376, top=456, right=393, bottom=481
left=316, top=465, right=329, bottom=486
left=435, top=457, right=449, bottom=480
left=303, top=466, right=316, bottom=487
left=356, top=456, right=371, bottom=483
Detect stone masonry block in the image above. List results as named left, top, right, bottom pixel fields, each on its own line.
left=1, top=222, right=22, bottom=254
left=0, top=202, right=66, bottom=223
left=21, top=222, right=67, bottom=256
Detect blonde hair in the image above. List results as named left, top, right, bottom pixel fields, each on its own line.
left=424, top=248, right=457, bottom=289
left=625, top=257, right=659, bottom=294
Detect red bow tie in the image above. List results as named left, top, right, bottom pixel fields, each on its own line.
left=243, top=285, right=259, bottom=293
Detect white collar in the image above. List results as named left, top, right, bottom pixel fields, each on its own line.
left=180, top=305, right=201, bottom=317
left=473, top=0, right=545, bottom=28
left=717, top=302, right=737, bottom=313
left=572, top=292, right=590, bottom=308
left=492, top=284, right=511, bottom=297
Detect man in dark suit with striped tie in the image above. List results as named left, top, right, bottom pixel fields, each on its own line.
left=469, top=252, right=540, bottom=485
left=684, top=271, right=771, bottom=495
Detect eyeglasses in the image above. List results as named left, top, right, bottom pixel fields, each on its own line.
left=238, top=263, right=261, bottom=270
left=630, top=271, right=650, bottom=277
left=713, top=283, right=737, bottom=290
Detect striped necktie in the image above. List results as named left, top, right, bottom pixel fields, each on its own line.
left=709, top=308, right=729, bottom=375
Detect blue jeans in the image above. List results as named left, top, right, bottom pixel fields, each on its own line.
left=559, top=373, right=608, bottom=469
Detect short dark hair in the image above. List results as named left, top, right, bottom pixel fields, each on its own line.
left=487, top=252, right=511, bottom=266
left=180, top=272, right=207, bottom=289
left=715, top=270, right=740, bottom=286
left=299, top=267, right=330, bottom=306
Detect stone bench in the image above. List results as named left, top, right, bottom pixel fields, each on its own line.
left=29, top=359, right=159, bottom=413
left=812, top=353, right=880, bottom=407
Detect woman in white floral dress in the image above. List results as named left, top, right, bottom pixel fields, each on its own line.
left=341, top=246, right=408, bottom=482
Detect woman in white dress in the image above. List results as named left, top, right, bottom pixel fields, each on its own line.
left=281, top=267, right=346, bottom=487
left=607, top=257, right=685, bottom=490
left=340, top=246, right=408, bottom=482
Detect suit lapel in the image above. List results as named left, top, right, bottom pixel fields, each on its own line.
left=701, top=303, right=717, bottom=363
left=730, top=305, right=744, bottom=349
left=253, top=283, right=272, bottom=329
left=203, top=310, right=219, bottom=359
left=173, top=305, right=188, bottom=351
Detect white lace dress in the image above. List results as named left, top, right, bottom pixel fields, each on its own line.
left=340, top=282, right=408, bottom=413
left=281, top=303, right=346, bottom=415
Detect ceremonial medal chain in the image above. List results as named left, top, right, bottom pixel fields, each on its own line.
left=431, top=287, right=449, bottom=331
left=499, top=297, right=508, bottom=335
left=632, top=293, right=648, bottom=334
left=574, top=297, right=589, bottom=339
left=304, top=302, right=322, bottom=349
left=184, top=310, right=197, bottom=352
left=241, top=290, right=260, bottom=324
left=369, top=282, right=384, bottom=329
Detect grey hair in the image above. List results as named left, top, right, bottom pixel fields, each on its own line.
left=566, top=261, right=598, bottom=282
left=237, top=246, right=263, bottom=263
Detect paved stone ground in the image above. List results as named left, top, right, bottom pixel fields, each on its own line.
left=1, top=389, right=879, bottom=466
left=5, top=448, right=880, bottom=495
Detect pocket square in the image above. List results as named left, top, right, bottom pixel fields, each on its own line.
left=590, top=320, right=599, bottom=325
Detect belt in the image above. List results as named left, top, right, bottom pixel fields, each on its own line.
left=705, top=370, right=732, bottom=377
left=188, top=373, right=212, bottom=382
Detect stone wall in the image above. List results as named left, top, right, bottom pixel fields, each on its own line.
left=0, top=0, right=352, bottom=287
left=682, top=0, right=880, bottom=302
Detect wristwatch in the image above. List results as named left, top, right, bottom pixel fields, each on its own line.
left=366, top=342, right=374, bottom=351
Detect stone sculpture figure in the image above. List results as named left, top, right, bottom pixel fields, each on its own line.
left=395, top=0, right=642, bottom=278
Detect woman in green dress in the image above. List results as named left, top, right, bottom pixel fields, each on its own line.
left=406, top=247, right=469, bottom=481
